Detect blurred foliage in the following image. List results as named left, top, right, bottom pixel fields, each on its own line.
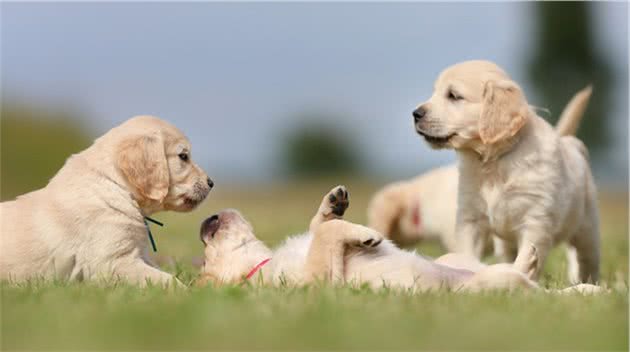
left=527, top=2, right=612, bottom=156
left=0, top=104, right=92, bottom=201
left=279, top=116, right=362, bottom=179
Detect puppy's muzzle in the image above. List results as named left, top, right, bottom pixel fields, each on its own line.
left=413, top=107, right=427, bottom=123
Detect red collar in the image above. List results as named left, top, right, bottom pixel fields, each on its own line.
left=411, top=197, right=422, bottom=230
left=244, top=258, right=272, bottom=281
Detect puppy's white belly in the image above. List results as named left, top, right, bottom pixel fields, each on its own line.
left=267, top=233, right=311, bottom=284
left=344, top=245, right=471, bottom=291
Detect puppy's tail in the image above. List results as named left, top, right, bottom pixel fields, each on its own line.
left=555, top=85, right=592, bottom=136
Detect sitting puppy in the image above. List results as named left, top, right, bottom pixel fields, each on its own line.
left=368, top=88, right=592, bottom=255
left=0, top=116, right=213, bottom=286
left=197, top=186, right=550, bottom=292
left=413, top=60, right=599, bottom=283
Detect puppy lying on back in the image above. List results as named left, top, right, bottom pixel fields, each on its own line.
left=413, top=60, right=599, bottom=283
left=197, top=186, right=601, bottom=294
left=368, top=89, right=592, bottom=256
left=0, top=116, right=213, bottom=285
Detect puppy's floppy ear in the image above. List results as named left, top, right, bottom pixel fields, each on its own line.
left=200, top=230, right=212, bottom=245
left=479, top=80, right=529, bottom=144
left=116, top=133, right=170, bottom=202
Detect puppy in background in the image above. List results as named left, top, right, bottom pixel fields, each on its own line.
left=0, top=116, right=213, bottom=286
left=368, top=90, right=591, bottom=257
left=413, top=60, right=598, bottom=283
left=368, top=164, right=460, bottom=251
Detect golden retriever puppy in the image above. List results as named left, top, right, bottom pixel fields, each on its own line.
left=413, top=60, right=599, bottom=283
left=197, top=185, right=551, bottom=292
left=0, top=115, right=212, bottom=285
left=368, top=90, right=592, bottom=255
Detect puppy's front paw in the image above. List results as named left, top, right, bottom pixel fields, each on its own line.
left=350, top=227, right=384, bottom=249
left=325, top=185, right=349, bottom=217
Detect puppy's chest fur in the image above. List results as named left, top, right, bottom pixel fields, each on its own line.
left=476, top=169, right=535, bottom=238
left=480, top=182, right=512, bottom=235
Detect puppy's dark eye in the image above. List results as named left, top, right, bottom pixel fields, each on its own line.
left=447, top=90, right=463, bottom=101
left=178, top=153, right=189, bottom=162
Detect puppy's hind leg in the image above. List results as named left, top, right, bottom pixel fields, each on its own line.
left=304, top=220, right=384, bottom=284
left=304, top=186, right=384, bottom=284
left=309, top=185, right=349, bottom=233
left=568, top=226, right=600, bottom=284
left=367, top=182, right=406, bottom=237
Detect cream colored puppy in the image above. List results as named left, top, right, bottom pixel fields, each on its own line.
left=367, top=164, right=460, bottom=251
left=197, top=185, right=550, bottom=292
left=413, top=60, right=599, bottom=283
left=368, top=90, right=591, bottom=255
left=0, top=116, right=213, bottom=285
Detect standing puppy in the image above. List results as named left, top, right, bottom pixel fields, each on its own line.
left=368, top=88, right=592, bottom=256
left=0, top=116, right=213, bottom=285
left=413, top=60, right=599, bottom=283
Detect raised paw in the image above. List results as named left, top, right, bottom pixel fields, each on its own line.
left=325, top=185, right=350, bottom=217
left=310, top=185, right=351, bottom=232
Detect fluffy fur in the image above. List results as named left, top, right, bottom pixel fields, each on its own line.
left=413, top=60, right=599, bottom=283
left=196, top=186, right=602, bottom=293
left=367, top=164, right=460, bottom=251
left=368, top=87, right=593, bottom=255
left=0, top=115, right=213, bottom=285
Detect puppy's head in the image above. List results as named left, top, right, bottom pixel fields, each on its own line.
left=413, top=60, right=531, bottom=150
left=199, top=209, right=268, bottom=285
left=115, top=116, right=213, bottom=212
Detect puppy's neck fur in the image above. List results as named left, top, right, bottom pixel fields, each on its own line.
left=468, top=114, right=532, bottom=164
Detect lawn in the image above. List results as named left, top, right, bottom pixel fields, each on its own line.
left=1, top=180, right=628, bottom=350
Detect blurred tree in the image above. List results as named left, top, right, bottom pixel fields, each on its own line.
left=280, top=116, right=362, bottom=179
left=527, top=2, right=612, bottom=156
left=0, top=105, right=92, bottom=200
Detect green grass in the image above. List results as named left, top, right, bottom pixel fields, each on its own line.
left=1, top=181, right=628, bottom=350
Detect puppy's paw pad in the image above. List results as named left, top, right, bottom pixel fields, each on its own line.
left=362, top=238, right=383, bottom=247
left=326, top=185, right=349, bottom=216
left=353, top=229, right=384, bottom=249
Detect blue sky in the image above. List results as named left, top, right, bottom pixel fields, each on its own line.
left=2, top=2, right=627, bottom=185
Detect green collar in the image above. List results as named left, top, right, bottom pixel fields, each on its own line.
left=143, top=216, right=164, bottom=252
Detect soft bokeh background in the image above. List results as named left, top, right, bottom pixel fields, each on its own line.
left=1, top=3, right=628, bottom=350
left=2, top=0, right=627, bottom=261
left=2, top=2, right=628, bottom=193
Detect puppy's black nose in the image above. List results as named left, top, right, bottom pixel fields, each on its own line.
left=207, top=178, right=214, bottom=189
left=413, top=107, right=426, bottom=122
